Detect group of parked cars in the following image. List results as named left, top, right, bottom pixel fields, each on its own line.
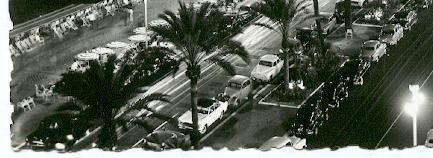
left=359, top=0, right=421, bottom=64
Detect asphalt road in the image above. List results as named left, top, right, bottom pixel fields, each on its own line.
left=113, top=0, right=338, bottom=150
left=309, top=6, right=433, bottom=149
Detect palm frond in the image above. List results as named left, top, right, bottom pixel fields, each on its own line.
left=207, top=56, right=236, bottom=76
left=128, top=93, right=171, bottom=111
left=253, top=22, right=279, bottom=33
left=217, top=40, right=250, bottom=64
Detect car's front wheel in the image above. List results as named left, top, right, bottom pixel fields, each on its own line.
left=231, top=98, right=240, bottom=108
left=199, top=125, right=207, bottom=135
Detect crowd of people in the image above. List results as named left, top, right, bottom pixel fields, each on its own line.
left=9, top=0, right=144, bottom=57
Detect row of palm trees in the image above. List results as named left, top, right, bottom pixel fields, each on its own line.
left=37, top=0, right=348, bottom=150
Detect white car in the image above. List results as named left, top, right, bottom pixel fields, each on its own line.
left=224, top=75, right=252, bottom=108
left=379, top=24, right=404, bottom=45
left=178, top=98, right=228, bottom=134
left=336, top=0, right=367, bottom=7
left=259, top=134, right=307, bottom=151
left=360, top=40, right=387, bottom=62
left=426, top=129, right=433, bottom=148
left=251, top=54, right=283, bottom=82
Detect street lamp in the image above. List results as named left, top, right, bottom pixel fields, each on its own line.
left=404, top=84, right=426, bottom=147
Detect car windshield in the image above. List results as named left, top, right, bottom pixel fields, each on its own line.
left=228, top=82, right=242, bottom=89
left=395, top=12, right=409, bottom=20
left=259, top=60, right=273, bottom=67
left=364, top=46, right=375, bottom=51
left=197, top=107, right=209, bottom=114
left=382, top=29, right=394, bottom=35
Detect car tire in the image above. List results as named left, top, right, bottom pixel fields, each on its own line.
left=200, top=125, right=208, bottom=135
left=219, top=112, right=224, bottom=120
left=233, top=98, right=240, bottom=108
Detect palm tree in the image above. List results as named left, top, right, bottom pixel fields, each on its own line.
left=250, top=0, right=312, bottom=92
left=54, top=52, right=173, bottom=150
left=150, top=1, right=250, bottom=148
left=312, top=0, right=325, bottom=54
left=344, top=0, right=353, bottom=30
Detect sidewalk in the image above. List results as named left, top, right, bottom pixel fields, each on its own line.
left=10, top=0, right=202, bottom=103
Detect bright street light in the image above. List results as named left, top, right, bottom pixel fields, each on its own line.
left=404, top=84, right=426, bottom=147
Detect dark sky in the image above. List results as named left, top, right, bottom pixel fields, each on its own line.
left=9, top=0, right=103, bottom=25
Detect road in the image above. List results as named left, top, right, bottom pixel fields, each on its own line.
left=10, top=0, right=203, bottom=103
left=309, top=6, right=433, bottom=149
left=113, top=0, right=338, bottom=150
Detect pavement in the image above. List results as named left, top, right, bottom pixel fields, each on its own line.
left=308, top=6, right=433, bottom=149
left=10, top=0, right=202, bottom=103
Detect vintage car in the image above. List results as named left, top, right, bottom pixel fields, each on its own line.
left=336, top=0, right=368, bottom=7
left=359, top=40, right=387, bottom=62
left=390, top=10, right=417, bottom=30
left=178, top=98, right=228, bottom=134
left=259, top=134, right=307, bottom=151
left=142, top=130, right=190, bottom=151
left=251, top=54, right=283, bottom=82
left=224, top=75, right=252, bottom=108
left=311, top=12, right=337, bottom=35
left=379, top=24, right=404, bottom=45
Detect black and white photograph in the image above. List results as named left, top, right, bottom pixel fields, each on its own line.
left=4, top=0, right=433, bottom=155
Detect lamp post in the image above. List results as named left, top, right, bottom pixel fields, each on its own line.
left=404, top=84, right=426, bottom=147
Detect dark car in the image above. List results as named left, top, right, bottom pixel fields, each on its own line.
left=390, top=10, right=417, bottom=30
left=142, top=130, right=191, bottom=151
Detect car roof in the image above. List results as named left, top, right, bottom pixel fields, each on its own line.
left=228, top=75, right=250, bottom=84
left=363, top=40, right=380, bottom=47
left=394, top=10, right=410, bottom=18
left=382, top=24, right=397, bottom=31
left=260, top=54, right=279, bottom=62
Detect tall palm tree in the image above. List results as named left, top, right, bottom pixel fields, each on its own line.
left=54, top=52, right=173, bottom=150
left=312, top=0, right=325, bottom=54
left=250, top=0, right=312, bottom=92
left=344, top=0, right=352, bottom=30
left=150, top=1, right=250, bottom=148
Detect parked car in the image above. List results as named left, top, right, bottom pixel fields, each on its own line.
left=178, top=98, right=228, bottom=134
left=224, top=75, right=252, bottom=108
left=142, top=130, right=190, bottom=151
left=379, top=24, right=404, bottom=45
left=359, top=40, right=387, bottom=62
left=311, top=12, right=337, bottom=35
left=259, top=134, right=307, bottom=150
left=426, top=129, right=433, bottom=148
left=336, top=0, right=368, bottom=7
left=251, top=54, right=283, bottom=82
left=295, top=27, right=315, bottom=46
left=390, top=10, right=417, bottom=31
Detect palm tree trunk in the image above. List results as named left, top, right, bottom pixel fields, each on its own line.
left=187, top=66, right=200, bottom=149
left=281, top=25, right=291, bottom=93
left=98, top=103, right=117, bottom=150
left=344, top=0, right=352, bottom=30
left=313, top=0, right=325, bottom=54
